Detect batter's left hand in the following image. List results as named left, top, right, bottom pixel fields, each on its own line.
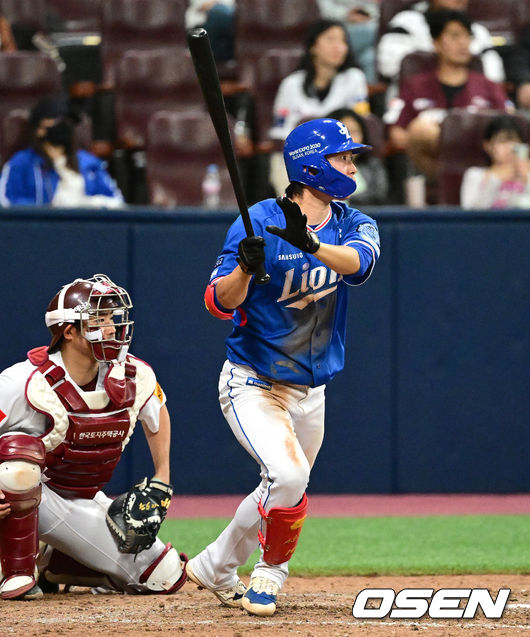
left=267, top=197, right=320, bottom=254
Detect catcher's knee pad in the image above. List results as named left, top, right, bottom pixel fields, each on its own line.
left=257, top=493, right=308, bottom=565
left=0, top=433, right=45, bottom=491
left=0, top=461, right=42, bottom=492
left=140, top=543, right=187, bottom=594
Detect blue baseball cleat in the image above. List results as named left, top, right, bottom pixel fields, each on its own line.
left=241, top=576, right=280, bottom=616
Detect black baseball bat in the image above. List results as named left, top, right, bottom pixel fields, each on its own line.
left=187, top=27, right=270, bottom=285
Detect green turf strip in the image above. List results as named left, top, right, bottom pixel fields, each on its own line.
left=159, top=515, right=530, bottom=575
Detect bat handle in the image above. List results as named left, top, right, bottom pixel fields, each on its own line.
left=254, top=264, right=271, bottom=285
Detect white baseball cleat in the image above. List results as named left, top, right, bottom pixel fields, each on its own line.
left=187, top=559, right=246, bottom=607
left=241, top=576, right=279, bottom=616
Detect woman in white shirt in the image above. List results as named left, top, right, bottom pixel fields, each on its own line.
left=269, top=19, right=370, bottom=194
left=460, top=115, right=530, bottom=209
left=270, top=19, right=369, bottom=141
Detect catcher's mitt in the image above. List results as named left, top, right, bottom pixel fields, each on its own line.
left=106, top=477, right=173, bottom=554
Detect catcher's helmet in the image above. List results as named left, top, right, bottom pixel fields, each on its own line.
left=283, top=118, right=371, bottom=199
left=45, top=274, right=133, bottom=362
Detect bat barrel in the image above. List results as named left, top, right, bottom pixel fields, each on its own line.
left=187, top=28, right=270, bottom=284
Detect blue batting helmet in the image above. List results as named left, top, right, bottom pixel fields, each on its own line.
left=283, top=118, right=371, bottom=199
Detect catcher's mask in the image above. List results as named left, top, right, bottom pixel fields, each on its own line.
left=45, top=274, right=134, bottom=362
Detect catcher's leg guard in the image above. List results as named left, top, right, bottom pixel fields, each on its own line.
left=140, top=543, right=188, bottom=593
left=0, top=434, right=46, bottom=600
left=257, top=493, right=308, bottom=565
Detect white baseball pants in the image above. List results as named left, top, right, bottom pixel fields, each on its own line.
left=38, top=483, right=167, bottom=591
left=190, top=360, right=325, bottom=590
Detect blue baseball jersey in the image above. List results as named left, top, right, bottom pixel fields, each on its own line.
left=209, top=198, right=380, bottom=387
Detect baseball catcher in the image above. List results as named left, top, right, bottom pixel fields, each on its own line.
left=0, top=274, right=187, bottom=599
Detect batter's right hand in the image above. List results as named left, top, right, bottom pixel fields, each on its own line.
left=237, top=236, right=266, bottom=275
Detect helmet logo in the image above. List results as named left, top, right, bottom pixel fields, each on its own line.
left=337, top=121, right=352, bottom=140
left=74, top=301, right=91, bottom=313
left=287, top=142, right=321, bottom=161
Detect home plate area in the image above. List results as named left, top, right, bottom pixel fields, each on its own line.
left=3, top=574, right=529, bottom=636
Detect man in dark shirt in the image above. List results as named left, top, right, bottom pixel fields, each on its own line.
left=384, top=9, right=510, bottom=178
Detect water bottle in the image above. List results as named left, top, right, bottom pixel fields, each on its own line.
left=202, top=164, right=221, bottom=209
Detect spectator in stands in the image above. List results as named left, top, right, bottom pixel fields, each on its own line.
left=384, top=10, right=510, bottom=180
left=270, top=19, right=369, bottom=141
left=460, top=114, right=530, bottom=209
left=327, top=107, right=389, bottom=205
left=185, top=0, right=235, bottom=61
left=317, top=0, right=380, bottom=83
left=0, top=13, right=16, bottom=51
left=269, top=19, right=370, bottom=194
left=499, top=24, right=530, bottom=114
left=0, top=96, right=123, bottom=208
left=377, top=0, right=505, bottom=103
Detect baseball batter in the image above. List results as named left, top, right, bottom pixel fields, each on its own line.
left=187, top=118, right=381, bottom=616
left=0, top=274, right=187, bottom=600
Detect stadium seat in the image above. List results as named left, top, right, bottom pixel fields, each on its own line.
left=0, top=52, right=62, bottom=164
left=101, top=0, right=187, bottom=84
left=363, top=113, right=386, bottom=159
left=235, top=0, right=320, bottom=87
left=467, top=0, right=518, bottom=45
left=0, top=0, right=47, bottom=32
left=252, top=48, right=304, bottom=145
left=114, top=47, right=203, bottom=149
left=145, top=110, right=237, bottom=208
left=46, top=0, right=103, bottom=33
left=513, top=0, right=530, bottom=37
left=437, top=109, right=530, bottom=205
left=377, top=0, right=417, bottom=41
left=0, top=109, right=28, bottom=165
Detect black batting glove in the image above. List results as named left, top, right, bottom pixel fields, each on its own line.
left=237, top=235, right=266, bottom=275
left=266, top=197, right=321, bottom=254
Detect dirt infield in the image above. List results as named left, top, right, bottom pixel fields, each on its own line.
left=4, top=574, right=529, bottom=636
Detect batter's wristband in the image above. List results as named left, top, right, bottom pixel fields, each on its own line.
left=306, top=231, right=320, bottom=254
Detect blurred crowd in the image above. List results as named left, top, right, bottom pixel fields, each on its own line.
left=0, top=0, right=529, bottom=210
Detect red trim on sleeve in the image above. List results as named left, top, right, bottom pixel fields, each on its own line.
left=204, top=281, right=234, bottom=320
left=235, top=308, right=247, bottom=327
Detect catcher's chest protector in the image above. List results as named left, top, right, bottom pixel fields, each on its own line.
left=25, top=348, right=155, bottom=499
